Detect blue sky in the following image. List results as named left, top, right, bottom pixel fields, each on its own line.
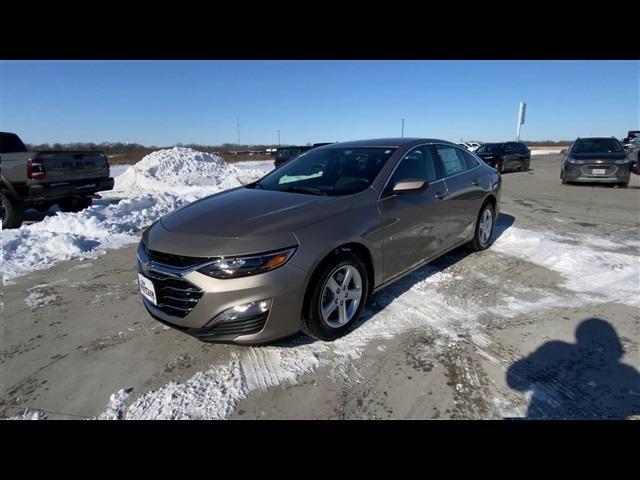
left=1, top=60, right=638, bottom=146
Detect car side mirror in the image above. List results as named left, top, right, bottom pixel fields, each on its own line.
left=392, top=179, right=427, bottom=194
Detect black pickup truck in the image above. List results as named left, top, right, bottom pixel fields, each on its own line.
left=0, top=132, right=115, bottom=229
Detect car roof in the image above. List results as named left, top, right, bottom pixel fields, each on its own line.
left=319, top=138, right=458, bottom=149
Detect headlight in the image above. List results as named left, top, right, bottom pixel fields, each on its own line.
left=197, top=246, right=297, bottom=279
left=615, top=159, right=631, bottom=164
left=566, top=157, right=584, bottom=164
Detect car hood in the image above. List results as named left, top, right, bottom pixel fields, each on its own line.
left=145, top=187, right=353, bottom=257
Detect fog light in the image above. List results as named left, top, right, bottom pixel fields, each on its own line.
left=208, top=299, right=272, bottom=326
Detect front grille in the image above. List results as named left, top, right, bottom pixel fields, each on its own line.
left=581, top=164, right=617, bottom=176
left=141, top=268, right=203, bottom=318
left=141, top=242, right=214, bottom=269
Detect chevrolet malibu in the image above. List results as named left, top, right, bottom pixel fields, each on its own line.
left=137, top=138, right=502, bottom=344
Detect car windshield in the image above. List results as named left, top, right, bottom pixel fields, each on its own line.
left=476, top=143, right=502, bottom=154
left=253, top=147, right=396, bottom=196
left=573, top=138, right=623, bottom=153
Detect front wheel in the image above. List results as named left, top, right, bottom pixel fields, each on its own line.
left=301, top=250, right=369, bottom=341
left=469, top=202, right=495, bottom=252
left=497, top=160, right=505, bottom=173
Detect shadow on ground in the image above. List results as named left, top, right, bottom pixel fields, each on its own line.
left=506, top=317, right=640, bottom=419
left=276, top=213, right=516, bottom=348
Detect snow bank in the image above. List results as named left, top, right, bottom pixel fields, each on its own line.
left=1, top=148, right=273, bottom=282
left=531, top=149, right=563, bottom=155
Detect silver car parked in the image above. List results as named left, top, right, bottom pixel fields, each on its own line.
left=137, top=138, right=502, bottom=344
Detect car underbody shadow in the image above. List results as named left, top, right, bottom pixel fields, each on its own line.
left=275, top=213, right=516, bottom=348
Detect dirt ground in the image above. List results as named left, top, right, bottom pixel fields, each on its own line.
left=2, top=154, right=639, bottom=419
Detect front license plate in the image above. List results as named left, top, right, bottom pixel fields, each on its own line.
left=138, top=273, right=157, bottom=306
left=591, top=168, right=606, bottom=175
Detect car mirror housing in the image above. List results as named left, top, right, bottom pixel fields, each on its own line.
left=392, top=179, right=427, bottom=194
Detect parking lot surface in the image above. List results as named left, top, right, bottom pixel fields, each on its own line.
left=2, top=154, right=639, bottom=419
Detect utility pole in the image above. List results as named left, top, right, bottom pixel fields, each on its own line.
left=277, top=129, right=280, bottom=146
left=236, top=118, right=240, bottom=146
left=401, top=119, right=405, bottom=138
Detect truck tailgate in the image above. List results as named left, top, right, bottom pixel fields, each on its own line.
left=35, top=151, right=109, bottom=182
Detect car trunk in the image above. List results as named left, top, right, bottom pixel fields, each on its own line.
left=34, top=151, right=109, bottom=182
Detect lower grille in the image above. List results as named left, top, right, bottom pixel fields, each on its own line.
left=141, top=268, right=203, bottom=318
left=581, top=165, right=617, bottom=176
left=196, top=314, right=268, bottom=341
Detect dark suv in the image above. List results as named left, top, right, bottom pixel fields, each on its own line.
left=274, top=143, right=335, bottom=168
left=561, top=137, right=631, bottom=187
left=474, top=142, right=531, bottom=173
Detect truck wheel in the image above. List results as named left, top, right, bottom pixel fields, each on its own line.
left=58, top=197, right=92, bottom=213
left=1, top=192, right=24, bottom=229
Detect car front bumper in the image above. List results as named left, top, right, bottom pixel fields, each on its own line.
left=137, top=254, right=308, bottom=345
left=563, top=164, right=631, bottom=183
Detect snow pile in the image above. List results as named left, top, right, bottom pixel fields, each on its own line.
left=1, top=148, right=273, bottom=282
left=109, top=147, right=241, bottom=199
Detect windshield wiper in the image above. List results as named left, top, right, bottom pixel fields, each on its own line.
left=276, top=185, right=327, bottom=196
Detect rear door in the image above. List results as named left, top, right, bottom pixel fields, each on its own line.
left=503, top=143, right=522, bottom=170
left=435, top=144, right=486, bottom=246
left=378, top=145, right=449, bottom=282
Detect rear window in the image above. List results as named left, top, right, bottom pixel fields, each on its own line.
left=476, top=143, right=503, bottom=154
left=0, top=133, right=27, bottom=153
left=573, top=138, right=623, bottom=153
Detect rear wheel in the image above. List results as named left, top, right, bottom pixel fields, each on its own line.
left=301, top=250, right=369, bottom=341
left=1, top=192, right=24, bottom=229
left=58, top=197, right=92, bottom=213
left=469, top=202, right=495, bottom=252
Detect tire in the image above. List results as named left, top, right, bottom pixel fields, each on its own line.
left=58, top=197, right=92, bottom=213
left=1, top=192, right=24, bottom=229
left=301, top=249, right=370, bottom=341
left=497, top=160, right=505, bottom=173
left=561, top=170, right=568, bottom=184
left=469, top=202, right=495, bottom=252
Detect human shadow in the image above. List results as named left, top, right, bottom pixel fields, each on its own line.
left=506, top=317, right=640, bottom=419
left=275, top=213, right=516, bottom=348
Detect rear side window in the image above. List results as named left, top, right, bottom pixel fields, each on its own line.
left=388, top=147, right=440, bottom=186
left=462, top=150, right=479, bottom=169
left=435, top=145, right=468, bottom=177
left=0, top=133, right=27, bottom=153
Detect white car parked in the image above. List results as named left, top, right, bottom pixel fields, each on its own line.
left=458, top=141, right=482, bottom=152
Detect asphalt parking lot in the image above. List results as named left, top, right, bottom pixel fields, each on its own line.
left=2, top=154, right=639, bottom=419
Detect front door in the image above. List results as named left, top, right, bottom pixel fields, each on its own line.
left=378, top=146, right=449, bottom=282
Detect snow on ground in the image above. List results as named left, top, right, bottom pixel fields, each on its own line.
left=96, top=225, right=639, bottom=420
left=0, top=148, right=274, bottom=282
left=531, top=149, right=563, bottom=155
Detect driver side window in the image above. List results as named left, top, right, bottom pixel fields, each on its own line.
left=388, top=147, right=439, bottom=189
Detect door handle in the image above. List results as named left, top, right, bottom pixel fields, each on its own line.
left=472, top=178, right=480, bottom=186
left=434, top=191, right=448, bottom=200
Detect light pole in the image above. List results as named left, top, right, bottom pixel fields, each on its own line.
left=401, top=119, right=405, bottom=138
left=277, top=129, right=280, bottom=146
